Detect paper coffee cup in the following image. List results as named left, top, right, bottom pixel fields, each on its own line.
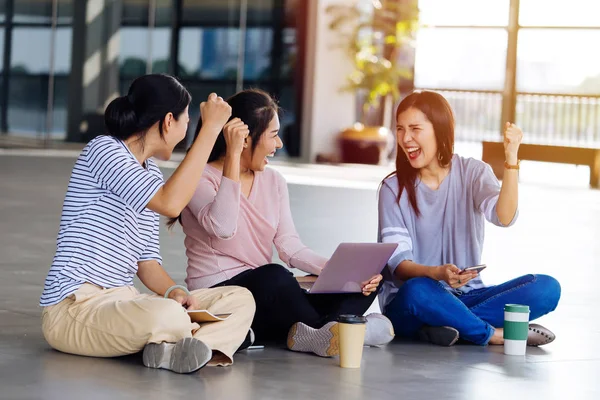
left=338, top=314, right=367, bottom=368
left=503, top=304, right=530, bottom=356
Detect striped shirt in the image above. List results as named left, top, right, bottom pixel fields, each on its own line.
left=40, top=135, right=164, bottom=306
left=377, top=154, right=518, bottom=312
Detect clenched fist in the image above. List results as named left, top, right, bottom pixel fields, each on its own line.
left=200, top=93, right=232, bottom=135
left=504, top=122, right=523, bottom=165
left=223, top=118, right=250, bottom=156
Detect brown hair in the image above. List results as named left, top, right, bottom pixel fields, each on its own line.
left=383, top=90, right=455, bottom=216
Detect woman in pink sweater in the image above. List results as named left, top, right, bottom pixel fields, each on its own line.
left=170, top=89, right=394, bottom=357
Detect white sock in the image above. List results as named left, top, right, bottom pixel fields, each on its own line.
left=364, top=313, right=395, bottom=347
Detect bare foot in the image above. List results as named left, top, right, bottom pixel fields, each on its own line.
left=488, top=328, right=504, bottom=345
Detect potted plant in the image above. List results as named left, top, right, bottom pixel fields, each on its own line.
left=325, top=0, right=419, bottom=164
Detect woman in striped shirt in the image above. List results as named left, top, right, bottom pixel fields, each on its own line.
left=40, top=74, right=255, bottom=374
left=378, top=90, right=560, bottom=347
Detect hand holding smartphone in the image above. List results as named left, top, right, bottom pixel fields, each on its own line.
left=460, top=264, right=487, bottom=275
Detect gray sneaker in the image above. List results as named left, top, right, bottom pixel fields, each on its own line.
left=417, top=326, right=460, bottom=346
left=364, top=313, right=395, bottom=347
left=287, top=321, right=340, bottom=357
left=143, top=337, right=212, bottom=374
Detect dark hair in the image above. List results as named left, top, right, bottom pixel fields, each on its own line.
left=204, top=88, right=280, bottom=162
left=104, top=74, right=191, bottom=141
left=383, top=90, right=455, bottom=216
left=166, top=88, right=280, bottom=229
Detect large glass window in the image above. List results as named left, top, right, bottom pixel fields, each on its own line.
left=0, top=0, right=5, bottom=124
left=415, top=0, right=600, bottom=147
left=120, top=1, right=173, bottom=79
left=418, top=0, right=509, bottom=26
left=517, top=29, right=600, bottom=95
left=519, top=0, right=600, bottom=27
left=414, top=0, right=510, bottom=91
left=178, top=27, right=273, bottom=80
left=176, top=0, right=297, bottom=154
left=0, top=0, right=300, bottom=148
left=0, top=0, right=6, bottom=23
left=0, top=29, right=4, bottom=72
left=515, top=3, right=600, bottom=146
left=178, top=28, right=241, bottom=79
left=5, top=0, right=73, bottom=138
left=10, top=27, right=71, bottom=74
left=181, top=0, right=242, bottom=25
left=414, top=28, right=507, bottom=90
left=414, top=1, right=509, bottom=142
left=244, top=28, right=273, bottom=81
left=13, top=0, right=72, bottom=23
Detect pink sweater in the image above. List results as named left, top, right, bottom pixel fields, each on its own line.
left=183, top=164, right=328, bottom=290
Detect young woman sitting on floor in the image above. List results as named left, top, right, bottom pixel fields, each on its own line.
left=378, top=90, right=560, bottom=347
left=170, top=89, right=395, bottom=357
left=40, top=74, right=256, bottom=374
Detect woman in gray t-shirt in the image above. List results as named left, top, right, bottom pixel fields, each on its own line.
left=378, top=90, right=560, bottom=347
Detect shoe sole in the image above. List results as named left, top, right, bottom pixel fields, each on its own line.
left=527, top=324, right=555, bottom=346
left=418, top=326, right=460, bottom=346
left=287, top=321, right=339, bottom=357
left=143, top=337, right=212, bottom=374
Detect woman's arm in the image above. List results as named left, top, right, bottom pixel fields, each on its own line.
left=394, top=260, right=477, bottom=289
left=472, top=126, right=522, bottom=227
left=221, top=118, right=248, bottom=183
left=378, top=182, right=415, bottom=276
left=393, top=259, right=439, bottom=280
left=186, top=175, right=242, bottom=240
left=496, top=122, right=522, bottom=226
left=146, top=94, right=231, bottom=217
left=184, top=118, right=249, bottom=239
left=137, top=260, right=200, bottom=309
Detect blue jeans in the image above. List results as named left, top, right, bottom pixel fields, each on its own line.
left=384, top=274, right=561, bottom=345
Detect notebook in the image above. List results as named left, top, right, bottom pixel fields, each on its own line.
left=187, top=310, right=232, bottom=323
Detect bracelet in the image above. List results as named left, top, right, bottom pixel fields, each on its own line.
left=504, top=160, right=520, bottom=170
left=164, top=285, right=190, bottom=299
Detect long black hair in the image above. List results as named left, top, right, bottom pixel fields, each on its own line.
left=104, top=74, right=191, bottom=141
left=167, top=88, right=280, bottom=229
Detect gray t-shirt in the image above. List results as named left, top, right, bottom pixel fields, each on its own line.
left=377, top=154, right=518, bottom=312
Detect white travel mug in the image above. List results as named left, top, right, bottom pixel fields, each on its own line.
left=503, top=304, right=530, bottom=356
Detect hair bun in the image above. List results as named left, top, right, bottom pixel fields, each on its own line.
left=104, top=96, right=138, bottom=139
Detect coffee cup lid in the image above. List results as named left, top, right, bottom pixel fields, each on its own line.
left=337, top=314, right=367, bottom=324
left=504, top=304, right=530, bottom=313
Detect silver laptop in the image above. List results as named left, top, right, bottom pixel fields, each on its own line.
left=300, top=243, right=398, bottom=294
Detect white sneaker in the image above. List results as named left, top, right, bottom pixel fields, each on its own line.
left=364, top=313, right=395, bottom=347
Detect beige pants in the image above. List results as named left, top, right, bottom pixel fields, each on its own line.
left=41, top=284, right=255, bottom=366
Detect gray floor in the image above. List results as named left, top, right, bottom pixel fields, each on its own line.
left=1, top=154, right=599, bottom=400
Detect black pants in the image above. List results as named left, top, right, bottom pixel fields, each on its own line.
left=212, top=264, right=378, bottom=342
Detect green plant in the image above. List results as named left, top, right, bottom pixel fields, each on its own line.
left=326, top=0, right=420, bottom=109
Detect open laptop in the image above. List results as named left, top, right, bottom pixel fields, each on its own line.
left=300, top=243, right=398, bottom=294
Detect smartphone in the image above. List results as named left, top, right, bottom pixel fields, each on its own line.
left=461, top=264, right=487, bottom=274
